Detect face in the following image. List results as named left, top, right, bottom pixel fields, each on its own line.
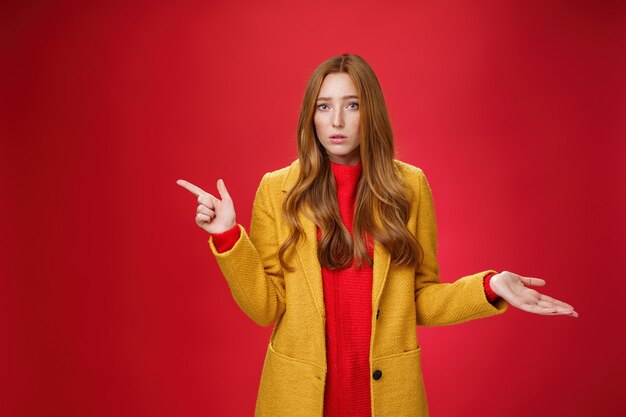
left=314, top=72, right=361, bottom=165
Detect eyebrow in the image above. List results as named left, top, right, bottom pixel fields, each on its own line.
left=316, top=95, right=359, bottom=102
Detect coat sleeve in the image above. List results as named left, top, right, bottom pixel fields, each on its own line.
left=207, top=172, right=286, bottom=327
left=413, top=169, right=508, bottom=326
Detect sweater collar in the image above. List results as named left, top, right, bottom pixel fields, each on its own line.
left=283, top=159, right=396, bottom=192
left=330, top=160, right=362, bottom=190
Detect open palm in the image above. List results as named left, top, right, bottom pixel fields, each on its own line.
left=490, top=271, right=578, bottom=318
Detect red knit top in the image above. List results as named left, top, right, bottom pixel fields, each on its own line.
left=320, top=161, right=374, bottom=417
left=211, top=162, right=500, bottom=417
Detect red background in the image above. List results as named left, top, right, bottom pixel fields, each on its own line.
left=2, top=1, right=625, bottom=416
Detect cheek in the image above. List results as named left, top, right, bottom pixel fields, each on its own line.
left=351, top=114, right=361, bottom=132
left=313, top=113, right=323, bottom=131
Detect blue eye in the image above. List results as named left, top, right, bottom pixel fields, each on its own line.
left=317, top=104, right=329, bottom=110
left=347, top=102, right=359, bottom=110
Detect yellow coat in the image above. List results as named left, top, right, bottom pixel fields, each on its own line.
left=208, top=159, right=508, bottom=417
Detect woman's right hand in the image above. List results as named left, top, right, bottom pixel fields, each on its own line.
left=176, top=178, right=237, bottom=234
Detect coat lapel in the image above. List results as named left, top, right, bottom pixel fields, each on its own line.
left=281, top=160, right=392, bottom=320
left=372, top=238, right=391, bottom=311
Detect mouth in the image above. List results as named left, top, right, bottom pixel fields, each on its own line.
left=329, top=134, right=347, bottom=143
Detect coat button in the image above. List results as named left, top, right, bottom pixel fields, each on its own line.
left=376, top=309, right=380, bottom=320
left=372, top=370, right=382, bottom=380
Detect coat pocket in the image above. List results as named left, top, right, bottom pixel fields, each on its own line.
left=255, top=342, right=326, bottom=417
left=371, top=347, right=429, bottom=417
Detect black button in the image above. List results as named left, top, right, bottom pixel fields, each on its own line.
left=376, top=309, right=380, bottom=320
left=372, top=370, right=382, bottom=380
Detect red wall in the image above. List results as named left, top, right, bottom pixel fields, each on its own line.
left=2, top=1, right=625, bottom=416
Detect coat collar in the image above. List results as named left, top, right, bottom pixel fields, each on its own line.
left=280, top=160, right=392, bottom=319
left=281, top=159, right=300, bottom=192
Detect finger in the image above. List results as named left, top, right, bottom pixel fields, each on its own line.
left=177, top=179, right=207, bottom=197
left=550, top=304, right=578, bottom=317
left=197, top=205, right=215, bottom=218
left=520, top=276, right=546, bottom=287
left=537, top=300, right=558, bottom=309
left=196, top=213, right=212, bottom=224
left=216, top=179, right=231, bottom=202
left=521, top=303, right=564, bottom=316
left=198, top=193, right=217, bottom=209
left=522, top=302, right=576, bottom=316
left=538, top=294, right=574, bottom=310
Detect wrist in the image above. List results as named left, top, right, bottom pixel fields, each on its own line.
left=211, top=219, right=237, bottom=234
left=484, top=272, right=500, bottom=302
left=211, top=222, right=238, bottom=236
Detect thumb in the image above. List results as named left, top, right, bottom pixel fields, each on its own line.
left=520, top=276, right=546, bottom=287
left=216, top=178, right=231, bottom=201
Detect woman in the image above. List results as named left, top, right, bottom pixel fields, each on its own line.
left=177, top=53, right=578, bottom=417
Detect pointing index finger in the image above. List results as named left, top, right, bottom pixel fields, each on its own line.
left=176, top=179, right=207, bottom=197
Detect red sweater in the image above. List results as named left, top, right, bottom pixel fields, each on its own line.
left=319, top=162, right=374, bottom=417
left=211, top=163, right=500, bottom=417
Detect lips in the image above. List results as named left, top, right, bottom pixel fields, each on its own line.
left=330, top=135, right=348, bottom=144
left=330, top=134, right=347, bottom=141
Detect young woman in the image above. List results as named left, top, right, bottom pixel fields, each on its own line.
left=177, top=53, right=578, bottom=417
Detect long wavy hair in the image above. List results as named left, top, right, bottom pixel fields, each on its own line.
left=278, top=53, right=423, bottom=271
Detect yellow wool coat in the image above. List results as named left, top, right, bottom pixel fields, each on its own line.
left=208, top=159, right=508, bottom=417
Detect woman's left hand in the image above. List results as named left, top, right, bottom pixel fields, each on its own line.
left=490, top=271, right=579, bottom=318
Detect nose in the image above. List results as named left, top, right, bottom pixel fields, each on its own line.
left=332, top=109, right=344, bottom=128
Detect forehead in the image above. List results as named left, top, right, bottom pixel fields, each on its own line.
left=317, top=73, right=358, bottom=97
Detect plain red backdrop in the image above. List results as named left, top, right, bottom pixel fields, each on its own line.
left=2, top=1, right=625, bottom=416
